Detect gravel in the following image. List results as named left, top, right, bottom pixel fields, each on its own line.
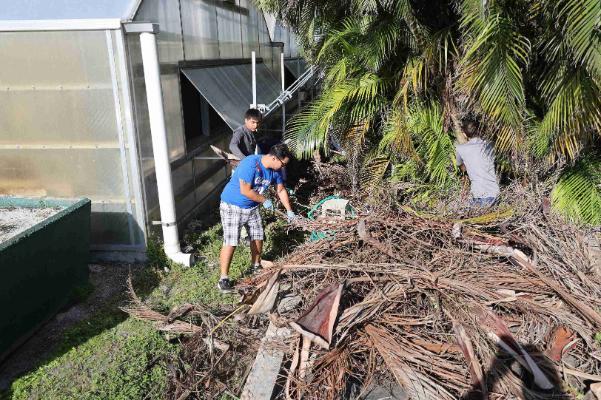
left=0, top=207, right=63, bottom=243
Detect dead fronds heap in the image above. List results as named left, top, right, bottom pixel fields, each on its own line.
left=246, top=196, right=601, bottom=399
left=122, top=278, right=267, bottom=399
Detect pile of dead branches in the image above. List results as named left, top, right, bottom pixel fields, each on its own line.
left=244, top=193, right=601, bottom=399
left=122, top=277, right=268, bottom=399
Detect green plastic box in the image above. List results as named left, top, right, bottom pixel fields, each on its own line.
left=0, top=197, right=91, bottom=360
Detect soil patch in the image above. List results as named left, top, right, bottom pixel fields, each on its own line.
left=0, top=207, right=63, bottom=243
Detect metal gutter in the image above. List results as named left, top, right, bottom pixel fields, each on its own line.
left=0, top=18, right=122, bottom=32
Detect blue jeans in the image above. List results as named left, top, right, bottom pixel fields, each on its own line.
left=470, top=197, right=497, bottom=207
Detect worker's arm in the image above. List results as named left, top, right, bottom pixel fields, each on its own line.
left=276, top=183, right=293, bottom=212
left=229, top=130, right=247, bottom=160
left=239, top=180, right=267, bottom=204
left=455, top=148, right=466, bottom=173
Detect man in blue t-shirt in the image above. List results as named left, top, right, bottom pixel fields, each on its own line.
left=217, top=143, right=296, bottom=293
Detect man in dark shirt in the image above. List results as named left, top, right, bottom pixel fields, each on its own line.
left=229, top=108, right=262, bottom=160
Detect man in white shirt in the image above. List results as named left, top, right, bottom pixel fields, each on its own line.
left=455, top=119, right=500, bottom=207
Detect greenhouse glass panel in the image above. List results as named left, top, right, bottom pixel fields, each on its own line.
left=216, top=1, right=243, bottom=59
left=172, top=160, right=195, bottom=217
left=142, top=163, right=160, bottom=223
left=90, top=202, right=136, bottom=245
left=260, top=42, right=273, bottom=75
left=126, top=39, right=185, bottom=163
left=289, top=33, right=301, bottom=57
left=0, top=31, right=112, bottom=87
left=182, top=62, right=281, bottom=130
left=0, top=29, right=139, bottom=247
left=273, top=22, right=292, bottom=58
left=109, top=29, right=146, bottom=246
left=0, top=88, right=118, bottom=146
left=134, top=0, right=186, bottom=160
left=0, top=149, right=125, bottom=199
left=285, top=58, right=308, bottom=79
left=134, top=0, right=184, bottom=63
left=239, top=0, right=260, bottom=59
left=271, top=46, right=283, bottom=82
left=192, top=140, right=227, bottom=181
left=180, top=0, right=219, bottom=60
left=125, top=33, right=152, bottom=161
left=195, top=171, right=226, bottom=204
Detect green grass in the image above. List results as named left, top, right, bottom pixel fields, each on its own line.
left=10, top=319, right=174, bottom=400
left=149, top=224, right=254, bottom=309
left=6, top=216, right=302, bottom=399
left=146, top=215, right=306, bottom=311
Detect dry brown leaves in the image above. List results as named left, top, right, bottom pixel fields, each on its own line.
left=246, top=184, right=601, bottom=399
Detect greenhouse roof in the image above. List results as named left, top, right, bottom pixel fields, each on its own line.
left=0, top=0, right=140, bottom=29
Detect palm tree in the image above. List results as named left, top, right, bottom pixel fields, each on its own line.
left=258, top=0, right=601, bottom=224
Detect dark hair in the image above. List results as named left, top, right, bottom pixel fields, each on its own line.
left=461, top=119, right=480, bottom=138
left=244, top=108, right=263, bottom=121
left=269, top=143, right=292, bottom=160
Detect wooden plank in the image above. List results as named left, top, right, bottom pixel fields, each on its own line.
left=241, top=322, right=291, bottom=400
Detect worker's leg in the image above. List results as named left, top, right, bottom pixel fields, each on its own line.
left=250, top=240, right=263, bottom=265
left=220, top=245, right=236, bottom=277
left=247, top=207, right=264, bottom=269
left=219, top=202, right=243, bottom=278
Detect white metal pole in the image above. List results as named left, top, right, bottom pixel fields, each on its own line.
left=139, top=30, right=192, bottom=266
left=280, top=52, right=286, bottom=135
left=251, top=51, right=257, bottom=108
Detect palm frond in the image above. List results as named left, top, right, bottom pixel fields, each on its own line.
left=533, top=66, right=601, bottom=161
left=342, top=121, right=371, bottom=152
left=555, top=0, right=601, bottom=77
left=379, top=108, right=417, bottom=158
left=409, top=103, right=457, bottom=184
left=286, top=69, right=390, bottom=158
left=360, top=153, right=391, bottom=190
left=551, top=154, right=601, bottom=225
left=458, top=11, right=530, bottom=152
left=394, top=28, right=457, bottom=108
left=390, top=160, right=420, bottom=183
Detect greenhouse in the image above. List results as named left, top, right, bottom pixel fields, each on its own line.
left=0, top=0, right=307, bottom=262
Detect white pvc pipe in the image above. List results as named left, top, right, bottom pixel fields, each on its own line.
left=280, top=52, right=286, bottom=134
left=251, top=51, right=257, bottom=108
left=139, top=31, right=193, bottom=267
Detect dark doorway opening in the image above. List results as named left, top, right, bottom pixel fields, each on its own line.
left=180, top=72, right=230, bottom=151
left=284, top=64, right=296, bottom=89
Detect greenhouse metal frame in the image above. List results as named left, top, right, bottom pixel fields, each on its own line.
left=0, top=0, right=305, bottom=262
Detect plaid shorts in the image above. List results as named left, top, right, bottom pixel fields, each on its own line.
left=220, top=202, right=264, bottom=246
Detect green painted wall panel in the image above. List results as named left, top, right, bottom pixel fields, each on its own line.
left=0, top=197, right=91, bottom=360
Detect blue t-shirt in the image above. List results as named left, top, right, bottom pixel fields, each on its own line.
left=221, top=155, right=284, bottom=209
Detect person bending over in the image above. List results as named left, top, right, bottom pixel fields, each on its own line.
left=455, top=119, right=500, bottom=207
left=217, top=144, right=295, bottom=293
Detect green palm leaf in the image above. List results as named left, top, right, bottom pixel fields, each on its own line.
left=533, top=67, right=601, bottom=160
left=552, top=154, right=601, bottom=225
left=409, top=103, right=457, bottom=184
left=360, top=153, right=391, bottom=189
left=458, top=9, right=530, bottom=152
left=555, top=0, right=601, bottom=77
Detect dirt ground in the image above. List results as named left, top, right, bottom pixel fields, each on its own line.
left=0, top=263, right=143, bottom=391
